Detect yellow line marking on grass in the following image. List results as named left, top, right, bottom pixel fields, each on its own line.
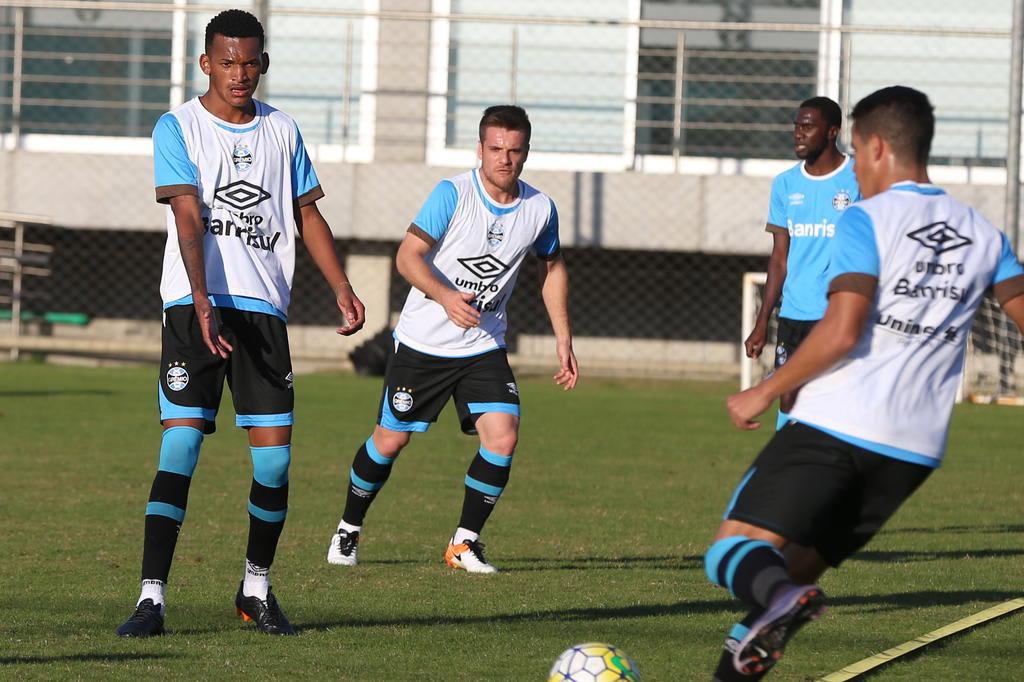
left=819, top=597, right=1024, bottom=681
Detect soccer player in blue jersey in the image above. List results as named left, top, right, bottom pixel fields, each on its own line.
left=115, top=10, right=365, bottom=637
left=744, top=97, right=859, bottom=428
left=325, top=105, right=578, bottom=573
left=707, top=86, right=1024, bottom=679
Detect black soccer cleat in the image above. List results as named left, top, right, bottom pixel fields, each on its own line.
left=115, top=598, right=166, bottom=638
left=733, top=584, right=827, bottom=675
left=234, top=582, right=296, bottom=635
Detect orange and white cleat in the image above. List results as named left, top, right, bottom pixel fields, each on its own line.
left=444, top=538, right=498, bottom=574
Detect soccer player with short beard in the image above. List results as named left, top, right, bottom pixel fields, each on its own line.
left=326, top=105, right=578, bottom=574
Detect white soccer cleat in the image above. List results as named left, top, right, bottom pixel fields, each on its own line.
left=327, top=528, right=359, bottom=566
left=444, top=538, right=498, bottom=574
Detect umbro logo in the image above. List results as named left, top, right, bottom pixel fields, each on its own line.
left=214, top=180, right=271, bottom=211
left=907, top=222, right=972, bottom=255
left=458, top=254, right=510, bottom=280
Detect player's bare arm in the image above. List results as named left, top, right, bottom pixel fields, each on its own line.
left=295, top=201, right=366, bottom=335
left=997, top=283, right=1024, bottom=331
left=396, top=226, right=480, bottom=329
left=168, top=194, right=233, bottom=358
left=537, top=253, right=578, bottom=390
left=745, top=228, right=789, bottom=358
left=728, top=288, right=874, bottom=429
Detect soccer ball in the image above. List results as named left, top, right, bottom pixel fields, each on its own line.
left=548, top=642, right=641, bottom=681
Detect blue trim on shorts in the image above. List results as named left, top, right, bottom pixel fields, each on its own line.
left=236, top=412, right=294, bottom=428
left=478, top=447, right=513, bottom=467
left=350, top=468, right=384, bottom=492
left=158, top=382, right=216, bottom=422
left=391, top=333, right=505, bottom=359
left=164, top=293, right=287, bottom=322
left=465, top=475, right=504, bottom=496
left=723, top=467, right=757, bottom=520
left=247, top=501, right=287, bottom=523
left=795, top=420, right=940, bottom=469
left=379, top=388, right=431, bottom=432
left=146, top=501, right=185, bottom=522
left=467, top=402, right=520, bottom=416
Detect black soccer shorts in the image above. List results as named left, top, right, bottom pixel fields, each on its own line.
left=774, top=317, right=818, bottom=369
left=723, top=422, right=933, bottom=567
left=376, top=341, right=520, bottom=435
left=158, top=305, right=294, bottom=434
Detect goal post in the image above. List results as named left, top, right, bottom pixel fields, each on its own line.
left=740, top=272, right=774, bottom=391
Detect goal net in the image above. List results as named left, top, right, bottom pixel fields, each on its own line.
left=740, top=271, right=1024, bottom=405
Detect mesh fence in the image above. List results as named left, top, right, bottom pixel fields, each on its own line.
left=0, top=1, right=1019, bottom=377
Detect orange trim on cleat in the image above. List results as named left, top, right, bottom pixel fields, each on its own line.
left=445, top=542, right=470, bottom=570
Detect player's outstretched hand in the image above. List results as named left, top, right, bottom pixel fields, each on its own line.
left=744, top=321, right=767, bottom=359
left=727, top=386, right=771, bottom=430
left=194, top=296, right=233, bottom=359
left=335, top=282, right=366, bottom=336
left=440, top=290, right=481, bottom=329
left=553, top=339, right=579, bottom=391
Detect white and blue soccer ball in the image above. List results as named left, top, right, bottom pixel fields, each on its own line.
left=548, top=642, right=641, bottom=682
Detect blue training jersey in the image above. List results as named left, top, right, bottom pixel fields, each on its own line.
left=766, top=156, right=860, bottom=320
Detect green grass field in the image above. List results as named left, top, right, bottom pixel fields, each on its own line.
left=1, top=362, right=1021, bottom=680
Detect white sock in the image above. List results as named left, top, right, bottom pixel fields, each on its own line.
left=138, top=579, right=166, bottom=611
left=242, top=560, right=270, bottom=600
left=337, top=519, right=361, bottom=534
left=453, top=527, right=479, bottom=545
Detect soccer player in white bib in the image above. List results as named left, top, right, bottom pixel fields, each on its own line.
left=705, top=86, right=1024, bottom=679
left=744, top=97, right=859, bottom=429
left=326, top=105, right=578, bottom=573
left=116, top=10, right=365, bottom=637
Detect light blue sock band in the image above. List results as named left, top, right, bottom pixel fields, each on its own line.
left=158, top=426, right=203, bottom=477
left=251, top=444, right=291, bottom=488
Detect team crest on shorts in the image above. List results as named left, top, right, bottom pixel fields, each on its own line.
left=775, top=345, right=788, bottom=366
left=392, top=388, right=414, bottom=413
left=486, top=219, right=506, bottom=250
left=166, top=362, right=189, bottom=391
left=506, top=382, right=519, bottom=396
left=832, top=189, right=852, bottom=211
left=232, top=143, right=253, bottom=172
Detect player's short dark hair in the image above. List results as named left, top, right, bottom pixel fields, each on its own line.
left=851, top=86, right=934, bottom=165
left=799, top=96, right=843, bottom=128
left=478, top=105, right=531, bottom=144
left=205, top=9, right=265, bottom=52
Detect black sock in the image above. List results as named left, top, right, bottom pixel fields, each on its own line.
left=712, top=609, right=767, bottom=682
left=342, top=437, right=396, bottom=526
left=458, top=447, right=513, bottom=534
left=140, top=426, right=202, bottom=583
left=731, top=544, right=791, bottom=609
left=246, top=479, right=288, bottom=568
left=141, top=471, right=192, bottom=582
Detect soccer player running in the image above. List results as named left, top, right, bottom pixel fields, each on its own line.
left=116, top=10, right=365, bottom=637
left=326, top=105, right=578, bottom=573
left=744, top=97, right=859, bottom=429
left=706, top=85, right=1024, bottom=680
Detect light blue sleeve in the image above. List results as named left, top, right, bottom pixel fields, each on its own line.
left=534, top=199, right=560, bottom=257
left=828, top=205, right=880, bottom=280
left=412, top=180, right=458, bottom=240
left=153, top=113, right=198, bottom=189
left=291, top=125, right=321, bottom=199
left=993, top=231, right=1024, bottom=284
left=766, top=174, right=787, bottom=227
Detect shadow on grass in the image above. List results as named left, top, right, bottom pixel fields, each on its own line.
left=0, top=390, right=115, bottom=398
left=885, top=523, right=1024, bottom=535
left=854, top=547, right=1024, bottom=563
left=500, top=554, right=701, bottom=572
left=282, top=589, right=1022, bottom=634
left=1, top=652, right=178, bottom=666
